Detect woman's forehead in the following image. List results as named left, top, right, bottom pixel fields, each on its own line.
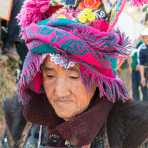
left=43, top=57, right=80, bottom=72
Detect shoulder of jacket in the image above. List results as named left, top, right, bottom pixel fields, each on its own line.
left=107, top=101, right=148, bottom=148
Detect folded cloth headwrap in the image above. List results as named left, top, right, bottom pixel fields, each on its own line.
left=17, top=0, right=145, bottom=104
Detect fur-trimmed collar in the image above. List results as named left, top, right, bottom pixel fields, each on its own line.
left=23, top=91, right=113, bottom=146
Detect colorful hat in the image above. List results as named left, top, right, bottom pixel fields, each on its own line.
left=17, top=0, right=146, bottom=104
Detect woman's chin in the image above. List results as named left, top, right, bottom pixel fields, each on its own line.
left=55, top=109, right=78, bottom=121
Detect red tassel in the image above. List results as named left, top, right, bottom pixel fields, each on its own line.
left=131, top=0, right=148, bottom=6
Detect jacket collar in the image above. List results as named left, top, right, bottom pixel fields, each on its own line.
left=23, top=91, right=113, bottom=146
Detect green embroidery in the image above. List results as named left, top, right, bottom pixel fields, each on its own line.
left=32, top=44, right=56, bottom=54
left=38, top=27, right=53, bottom=35
left=61, top=39, right=88, bottom=55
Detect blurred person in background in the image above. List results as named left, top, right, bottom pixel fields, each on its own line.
left=138, top=28, right=148, bottom=101
left=2, top=0, right=28, bottom=66
left=117, top=57, right=132, bottom=98
left=131, top=40, right=143, bottom=101
left=0, top=0, right=28, bottom=147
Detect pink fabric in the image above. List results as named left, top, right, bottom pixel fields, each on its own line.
left=131, top=0, right=148, bottom=6
left=17, top=0, right=132, bottom=104
left=17, top=18, right=130, bottom=104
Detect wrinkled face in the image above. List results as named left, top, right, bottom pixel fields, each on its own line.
left=42, top=57, right=96, bottom=121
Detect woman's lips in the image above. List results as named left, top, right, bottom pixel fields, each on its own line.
left=54, top=99, right=73, bottom=103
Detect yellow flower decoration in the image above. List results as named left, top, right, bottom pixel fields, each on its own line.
left=78, top=8, right=96, bottom=23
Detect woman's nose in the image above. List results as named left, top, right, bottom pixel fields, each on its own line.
left=54, top=78, right=70, bottom=97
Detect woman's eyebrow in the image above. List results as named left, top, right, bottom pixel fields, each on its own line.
left=43, top=65, right=79, bottom=72
left=67, top=67, right=79, bottom=73
left=43, top=66, right=55, bottom=72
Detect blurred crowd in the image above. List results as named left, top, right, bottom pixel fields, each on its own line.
left=117, top=30, right=148, bottom=101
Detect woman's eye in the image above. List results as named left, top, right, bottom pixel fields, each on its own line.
left=47, top=75, right=55, bottom=78
left=69, top=75, right=79, bottom=79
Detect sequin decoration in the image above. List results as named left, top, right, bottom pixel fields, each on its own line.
left=95, top=9, right=106, bottom=19
left=49, top=53, right=76, bottom=69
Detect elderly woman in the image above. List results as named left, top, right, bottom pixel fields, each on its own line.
left=17, top=0, right=148, bottom=147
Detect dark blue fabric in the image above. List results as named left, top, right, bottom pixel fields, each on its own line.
left=138, top=43, right=148, bottom=101
left=141, top=85, right=148, bottom=101
left=132, top=70, right=141, bottom=101
left=132, top=70, right=148, bottom=101
left=139, top=44, right=148, bottom=66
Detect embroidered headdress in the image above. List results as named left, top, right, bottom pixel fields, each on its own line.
left=17, top=0, right=147, bottom=104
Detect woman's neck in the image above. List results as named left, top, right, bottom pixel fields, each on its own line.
left=82, top=144, right=91, bottom=148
